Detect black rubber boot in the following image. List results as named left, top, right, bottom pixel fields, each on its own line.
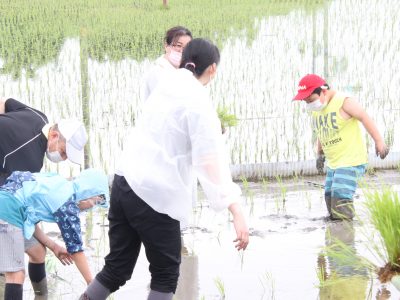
left=31, top=277, right=48, bottom=296
left=324, top=195, right=332, bottom=217
left=331, top=198, right=354, bottom=220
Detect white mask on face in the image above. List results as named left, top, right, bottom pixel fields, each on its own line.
left=46, top=138, right=63, bottom=163
left=306, top=98, right=326, bottom=111
left=168, top=49, right=182, bottom=68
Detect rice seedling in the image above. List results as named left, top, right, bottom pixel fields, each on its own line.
left=214, top=277, right=225, bottom=299
left=384, top=128, right=394, bottom=148
left=365, top=165, right=377, bottom=176
left=322, top=185, right=400, bottom=292
left=315, top=253, right=328, bottom=288
left=261, top=177, right=269, bottom=211
left=304, top=191, right=312, bottom=210
left=261, top=177, right=269, bottom=193
left=217, top=105, right=238, bottom=134
left=45, top=252, right=59, bottom=275
left=240, top=175, right=253, bottom=206
left=274, top=175, right=287, bottom=213
left=216, top=231, right=222, bottom=247
left=259, top=271, right=275, bottom=300
left=238, top=250, right=245, bottom=271
left=363, top=187, right=400, bottom=284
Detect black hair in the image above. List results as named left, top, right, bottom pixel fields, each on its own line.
left=312, top=84, right=330, bottom=96
left=180, top=38, right=220, bottom=77
left=164, top=26, right=192, bottom=45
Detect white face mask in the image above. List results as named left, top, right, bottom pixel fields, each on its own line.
left=306, top=98, right=326, bottom=111
left=46, top=138, right=63, bottom=163
left=168, top=49, right=182, bottom=68
left=46, top=150, right=63, bottom=163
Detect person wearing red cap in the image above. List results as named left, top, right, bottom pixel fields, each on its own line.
left=0, top=97, right=89, bottom=297
left=293, top=74, right=389, bottom=220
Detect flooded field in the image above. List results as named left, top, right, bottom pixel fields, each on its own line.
left=0, top=169, right=396, bottom=300
left=1, top=0, right=399, bottom=299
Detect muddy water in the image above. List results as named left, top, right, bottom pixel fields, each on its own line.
left=9, top=170, right=400, bottom=299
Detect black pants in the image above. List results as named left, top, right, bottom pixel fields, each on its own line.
left=96, top=175, right=181, bottom=293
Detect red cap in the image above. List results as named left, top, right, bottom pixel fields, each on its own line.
left=293, top=74, right=326, bottom=100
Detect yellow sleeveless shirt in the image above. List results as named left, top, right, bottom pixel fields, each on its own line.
left=312, top=93, right=367, bottom=168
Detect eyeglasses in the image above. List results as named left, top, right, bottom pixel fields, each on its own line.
left=171, top=43, right=185, bottom=51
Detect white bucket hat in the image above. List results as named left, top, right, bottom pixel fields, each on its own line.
left=57, top=119, right=88, bottom=164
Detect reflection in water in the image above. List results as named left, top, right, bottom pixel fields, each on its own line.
left=318, top=220, right=369, bottom=300
left=175, top=242, right=199, bottom=300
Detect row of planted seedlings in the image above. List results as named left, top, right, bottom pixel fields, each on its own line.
left=2, top=0, right=400, bottom=173
left=0, top=0, right=317, bottom=79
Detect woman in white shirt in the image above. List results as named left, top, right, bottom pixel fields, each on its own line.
left=143, top=26, right=192, bottom=100
left=81, top=38, right=249, bottom=300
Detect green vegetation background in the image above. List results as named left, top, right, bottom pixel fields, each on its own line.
left=0, top=0, right=324, bottom=79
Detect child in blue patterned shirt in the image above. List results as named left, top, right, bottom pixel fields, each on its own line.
left=0, top=168, right=109, bottom=300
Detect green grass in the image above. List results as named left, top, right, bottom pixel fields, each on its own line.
left=0, top=0, right=326, bottom=79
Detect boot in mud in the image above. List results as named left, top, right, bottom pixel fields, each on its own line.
left=331, top=198, right=354, bottom=220
left=31, top=277, right=48, bottom=296
left=324, top=195, right=332, bottom=218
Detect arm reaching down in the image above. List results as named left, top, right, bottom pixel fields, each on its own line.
left=229, top=203, right=249, bottom=250
left=33, top=225, right=73, bottom=265
left=342, top=97, right=389, bottom=159
left=189, top=98, right=249, bottom=250
left=71, top=251, right=93, bottom=284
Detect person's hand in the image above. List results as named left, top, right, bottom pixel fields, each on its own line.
left=375, top=142, right=389, bottom=159
left=316, top=154, right=325, bottom=174
left=228, top=203, right=249, bottom=250
left=51, top=242, right=73, bottom=265
left=232, top=213, right=249, bottom=251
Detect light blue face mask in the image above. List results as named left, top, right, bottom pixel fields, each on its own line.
left=306, top=98, right=326, bottom=111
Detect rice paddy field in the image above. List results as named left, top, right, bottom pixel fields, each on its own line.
left=0, top=0, right=399, bottom=299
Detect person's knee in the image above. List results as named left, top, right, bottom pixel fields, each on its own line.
left=150, top=270, right=179, bottom=294
left=26, top=243, right=46, bottom=263
left=5, top=270, right=25, bottom=284
left=96, top=267, right=130, bottom=293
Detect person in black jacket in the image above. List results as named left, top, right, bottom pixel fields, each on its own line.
left=0, top=97, right=89, bottom=297
left=0, top=97, right=88, bottom=184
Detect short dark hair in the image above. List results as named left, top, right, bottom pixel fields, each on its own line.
left=180, top=38, right=220, bottom=77
left=164, top=26, right=192, bottom=45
